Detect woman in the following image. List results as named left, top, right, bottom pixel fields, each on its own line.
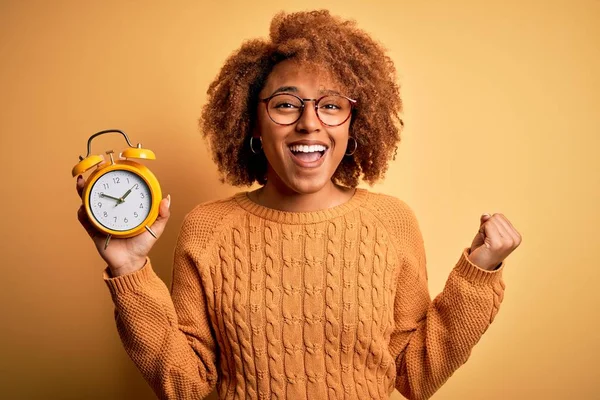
left=77, top=10, right=521, bottom=400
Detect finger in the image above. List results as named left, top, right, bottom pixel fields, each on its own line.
left=493, top=214, right=520, bottom=245
left=481, top=218, right=502, bottom=249
left=488, top=217, right=519, bottom=258
left=77, top=205, right=97, bottom=238
left=487, top=218, right=519, bottom=267
left=76, top=175, right=85, bottom=198
left=498, top=214, right=522, bottom=244
left=148, top=195, right=171, bottom=238
left=157, top=194, right=171, bottom=219
left=470, top=228, right=486, bottom=254
left=490, top=216, right=511, bottom=240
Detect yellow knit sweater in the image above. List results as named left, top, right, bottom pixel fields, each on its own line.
left=103, top=189, right=505, bottom=400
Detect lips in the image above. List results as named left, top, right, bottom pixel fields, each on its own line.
left=287, top=141, right=329, bottom=168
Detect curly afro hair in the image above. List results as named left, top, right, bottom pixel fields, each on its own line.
left=200, top=9, right=403, bottom=187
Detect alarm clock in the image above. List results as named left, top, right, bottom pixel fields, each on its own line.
left=72, top=129, right=162, bottom=248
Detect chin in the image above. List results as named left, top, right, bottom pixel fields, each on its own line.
left=278, top=172, right=334, bottom=195
left=290, top=179, right=329, bottom=195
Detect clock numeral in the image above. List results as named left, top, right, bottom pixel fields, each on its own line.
left=103, top=211, right=108, bottom=217
left=134, top=184, right=139, bottom=190
left=140, top=193, right=145, bottom=199
left=98, top=202, right=102, bottom=208
left=134, top=212, right=139, bottom=218
left=126, top=177, right=130, bottom=184
left=124, top=217, right=128, bottom=223
left=139, top=203, right=144, bottom=209
left=113, top=177, right=120, bottom=184
left=103, top=183, right=109, bottom=190
left=113, top=217, right=117, bottom=222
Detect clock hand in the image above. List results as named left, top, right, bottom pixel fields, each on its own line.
left=99, top=192, right=121, bottom=208
left=99, top=193, right=121, bottom=202
left=118, top=184, right=137, bottom=203
left=121, top=187, right=134, bottom=200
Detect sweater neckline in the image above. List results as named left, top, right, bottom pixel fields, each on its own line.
left=234, top=188, right=368, bottom=224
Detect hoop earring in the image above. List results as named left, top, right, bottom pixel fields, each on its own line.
left=250, top=137, right=263, bottom=154
left=345, top=137, right=357, bottom=156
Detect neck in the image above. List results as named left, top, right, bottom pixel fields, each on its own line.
left=254, top=175, right=353, bottom=213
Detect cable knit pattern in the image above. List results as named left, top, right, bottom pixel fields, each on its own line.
left=264, top=222, right=285, bottom=398
left=341, top=216, right=359, bottom=397
left=303, top=222, right=327, bottom=397
left=232, top=222, right=258, bottom=398
left=103, top=189, right=506, bottom=400
left=325, top=220, right=342, bottom=399
left=248, top=216, right=270, bottom=399
left=217, top=231, right=245, bottom=398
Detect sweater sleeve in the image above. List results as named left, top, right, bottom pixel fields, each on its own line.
left=386, top=201, right=506, bottom=400
left=103, top=215, right=218, bottom=400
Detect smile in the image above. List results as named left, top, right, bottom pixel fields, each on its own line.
left=288, top=144, right=329, bottom=168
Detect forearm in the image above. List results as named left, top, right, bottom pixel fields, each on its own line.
left=104, top=261, right=217, bottom=399
left=393, top=250, right=505, bottom=399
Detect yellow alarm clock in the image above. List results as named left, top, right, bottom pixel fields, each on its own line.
left=72, top=129, right=162, bottom=248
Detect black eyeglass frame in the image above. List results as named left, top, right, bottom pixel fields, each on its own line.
left=259, top=93, right=357, bottom=127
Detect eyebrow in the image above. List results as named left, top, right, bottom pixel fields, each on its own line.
left=271, top=86, right=298, bottom=95
left=269, top=86, right=341, bottom=97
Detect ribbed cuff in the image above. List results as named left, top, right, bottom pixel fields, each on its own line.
left=454, top=248, right=504, bottom=285
left=103, top=257, right=156, bottom=296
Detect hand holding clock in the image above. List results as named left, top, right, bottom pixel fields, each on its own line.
left=76, top=175, right=171, bottom=277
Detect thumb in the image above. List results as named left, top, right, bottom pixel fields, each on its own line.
left=148, top=195, right=171, bottom=238
left=480, top=213, right=491, bottom=227
left=471, top=213, right=491, bottom=253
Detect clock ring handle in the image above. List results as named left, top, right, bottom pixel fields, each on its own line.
left=80, top=129, right=137, bottom=160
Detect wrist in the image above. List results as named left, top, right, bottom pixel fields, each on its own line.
left=466, top=248, right=501, bottom=271
left=108, top=257, right=147, bottom=277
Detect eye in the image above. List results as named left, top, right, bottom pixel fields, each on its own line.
left=269, top=94, right=302, bottom=111
left=273, top=101, right=300, bottom=109
left=318, top=96, right=346, bottom=112
left=320, top=103, right=341, bottom=110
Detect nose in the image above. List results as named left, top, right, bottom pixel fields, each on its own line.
left=295, top=101, right=321, bottom=133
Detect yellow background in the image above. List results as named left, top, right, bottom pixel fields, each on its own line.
left=1, top=0, right=598, bottom=398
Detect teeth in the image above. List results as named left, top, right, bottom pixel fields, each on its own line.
left=289, top=144, right=328, bottom=153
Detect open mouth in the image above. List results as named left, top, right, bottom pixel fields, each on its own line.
left=288, top=144, right=328, bottom=164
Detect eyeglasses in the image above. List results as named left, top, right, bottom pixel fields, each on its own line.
left=260, top=93, right=357, bottom=127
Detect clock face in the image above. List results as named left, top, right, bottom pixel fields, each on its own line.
left=89, top=170, right=152, bottom=231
